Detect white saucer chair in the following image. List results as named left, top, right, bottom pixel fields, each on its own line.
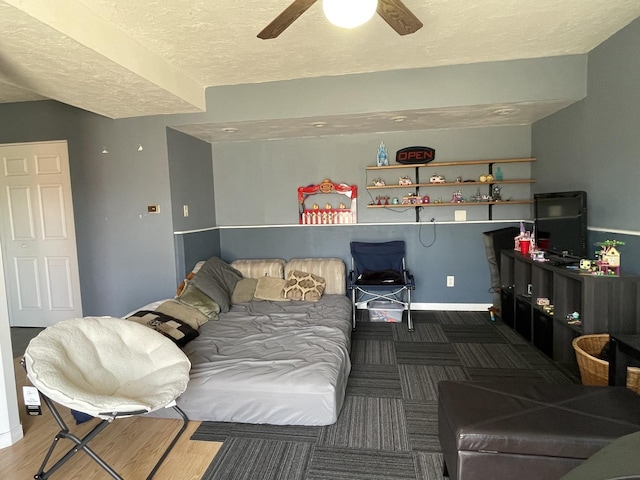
left=23, top=316, right=191, bottom=480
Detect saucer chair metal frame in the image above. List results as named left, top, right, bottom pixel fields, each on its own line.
left=23, top=316, right=192, bottom=480
left=348, top=240, right=416, bottom=331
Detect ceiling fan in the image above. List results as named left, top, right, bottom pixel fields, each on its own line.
left=257, top=0, right=423, bottom=39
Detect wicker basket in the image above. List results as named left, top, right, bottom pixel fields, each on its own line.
left=572, top=334, right=640, bottom=394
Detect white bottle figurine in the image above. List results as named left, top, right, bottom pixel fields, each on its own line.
left=377, top=142, right=388, bottom=166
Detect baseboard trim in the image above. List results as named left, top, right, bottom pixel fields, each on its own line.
left=0, top=423, right=23, bottom=449
left=356, top=302, right=492, bottom=311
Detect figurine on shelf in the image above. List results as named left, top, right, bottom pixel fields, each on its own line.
left=377, top=142, right=389, bottom=167
left=372, top=178, right=386, bottom=186
left=430, top=174, right=445, bottom=184
left=595, top=239, right=624, bottom=276
left=479, top=174, right=494, bottom=182
left=399, top=176, right=413, bottom=185
left=492, top=185, right=502, bottom=201
left=451, top=190, right=464, bottom=203
left=402, top=195, right=421, bottom=205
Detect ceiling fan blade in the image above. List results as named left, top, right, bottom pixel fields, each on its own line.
left=258, top=0, right=319, bottom=39
left=377, top=0, right=423, bottom=35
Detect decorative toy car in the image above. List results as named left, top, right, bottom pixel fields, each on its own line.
left=430, top=174, right=445, bottom=184
left=398, top=176, right=413, bottom=185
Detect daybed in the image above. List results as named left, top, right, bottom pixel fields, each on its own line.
left=127, top=256, right=352, bottom=426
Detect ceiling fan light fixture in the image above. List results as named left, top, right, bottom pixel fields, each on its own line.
left=323, top=0, right=378, bottom=29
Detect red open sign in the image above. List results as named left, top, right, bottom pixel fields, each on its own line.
left=396, top=146, right=435, bottom=164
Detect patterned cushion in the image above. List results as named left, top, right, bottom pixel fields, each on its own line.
left=283, top=270, right=326, bottom=301
left=284, top=258, right=345, bottom=295
left=126, top=310, right=199, bottom=347
left=155, top=299, right=208, bottom=329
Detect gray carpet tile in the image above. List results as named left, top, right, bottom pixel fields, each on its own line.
left=403, top=400, right=441, bottom=452
left=538, top=368, right=578, bottom=384
left=393, top=323, right=449, bottom=343
left=352, top=321, right=395, bottom=340
left=318, top=396, right=410, bottom=452
left=512, top=343, right=565, bottom=369
left=413, top=452, right=446, bottom=479
left=192, top=422, right=321, bottom=443
left=194, top=312, right=578, bottom=480
left=399, top=365, right=468, bottom=401
left=453, top=342, right=532, bottom=369
left=395, top=342, right=462, bottom=366
left=440, top=324, right=506, bottom=343
left=465, top=367, right=553, bottom=382
left=495, top=323, right=529, bottom=345
left=350, top=339, right=397, bottom=365
left=346, top=364, right=402, bottom=398
left=306, top=447, right=417, bottom=480
left=202, top=437, right=313, bottom=480
left=433, top=310, right=487, bottom=325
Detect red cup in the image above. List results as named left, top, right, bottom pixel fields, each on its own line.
left=520, top=239, right=531, bottom=255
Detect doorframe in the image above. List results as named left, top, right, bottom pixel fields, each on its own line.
left=0, top=139, right=81, bottom=447
left=0, top=241, right=23, bottom=448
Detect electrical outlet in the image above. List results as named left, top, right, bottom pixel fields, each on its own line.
left=447, top=276, right=455, bottom=287
left=183, top=204, right=189, bottom=217
left=147, top=205, right=159, bottom=214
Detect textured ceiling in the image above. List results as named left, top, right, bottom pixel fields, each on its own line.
left=1, top=0, right=639, bottom=140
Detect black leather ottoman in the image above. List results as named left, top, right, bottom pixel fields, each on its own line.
left=438, top=381, right=640, bottom=480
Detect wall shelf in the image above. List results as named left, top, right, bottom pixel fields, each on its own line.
left=365, top=157, right=535, bottom=220
left=367, top=200, right=533, bottom=208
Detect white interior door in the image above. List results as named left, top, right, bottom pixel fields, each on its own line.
left=0, top=141, right=82, bottom=327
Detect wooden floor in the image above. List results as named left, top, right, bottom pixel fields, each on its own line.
left=0, top=358, right=221, bottom=479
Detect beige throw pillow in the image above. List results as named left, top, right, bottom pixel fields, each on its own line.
left=254, top=277, right=289, bottom=301
left=231, top=278, right=258, bottom=304
left=283, top=270, right=326, bottom=301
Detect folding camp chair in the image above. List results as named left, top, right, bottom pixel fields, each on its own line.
left=22, top=316, right=191, bottom=480
left=348, top=240, right=416, bottom=331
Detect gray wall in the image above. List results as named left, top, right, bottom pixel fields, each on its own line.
left=532, top=16, right=640, bottom=275
left=0, top=102, right=181, bottom=316
left=210, top=125, right=533, bottom=305
left=167, top=128, right=216, bottom=232
left=219, top=222, right=515, bottom=304
left=0, top=53, right=603, bottom=316
left=213, top=126, right=533, bottom=225
left=206, top=56, right=586, bottom=122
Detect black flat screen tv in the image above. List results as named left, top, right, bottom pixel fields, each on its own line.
left=534, top=191, right=588, bottom=259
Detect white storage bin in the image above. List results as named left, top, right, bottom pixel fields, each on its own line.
left=368, top=301, right=404, bottom=323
